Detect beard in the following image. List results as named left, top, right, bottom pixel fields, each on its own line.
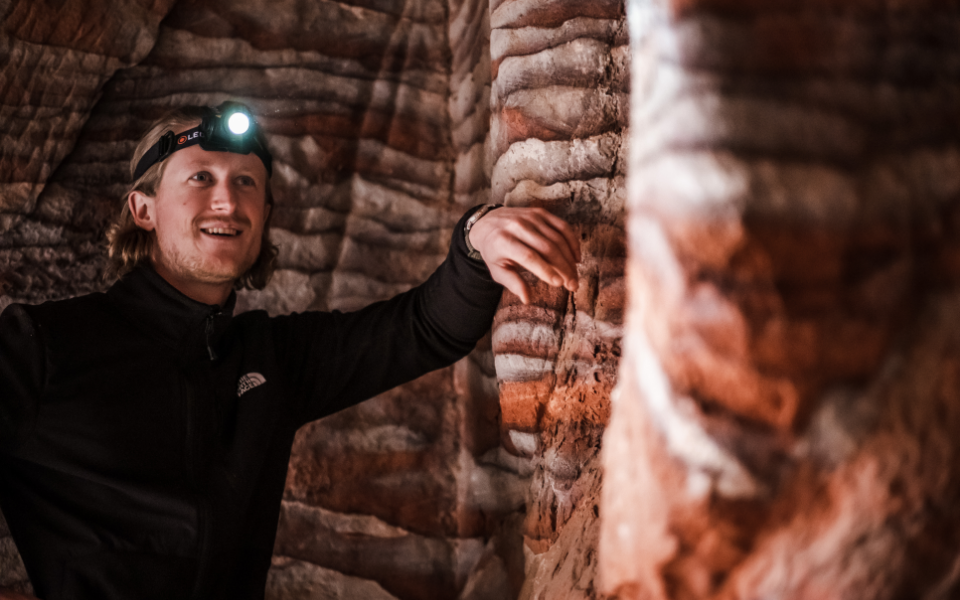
left=151, top=229, right=260, bottom=288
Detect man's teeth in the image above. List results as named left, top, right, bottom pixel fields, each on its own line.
left=203, top=228, right=239, bottom=236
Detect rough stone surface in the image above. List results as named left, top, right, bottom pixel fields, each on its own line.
left=487, top=0, right=627, bottom=598
left=518, top=454, right=605, bottom=600
left=602, top=1, right=960, bottom=598
left=0, top=0, right=176, bottom=214
left=274, top=500, right=481, bottom=600
left=0, top=512, right=31, bottom=594
left=266, top=556, right=400, bottom=600
left=0, top=0, right=177, bottom=300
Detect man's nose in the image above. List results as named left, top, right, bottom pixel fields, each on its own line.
left=210, top=180, right=238, bottom=212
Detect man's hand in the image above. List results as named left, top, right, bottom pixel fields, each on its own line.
left=468, top=206, right=581, bottom=304
left=0, top=588, right=38, bottom=600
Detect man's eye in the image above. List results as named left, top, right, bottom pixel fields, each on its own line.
left=238, top=176, right=256, bottom=186
left=191, top=172, right=211, bottom=182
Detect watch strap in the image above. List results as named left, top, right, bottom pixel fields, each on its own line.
left=464, top=204, right=503, bottom=261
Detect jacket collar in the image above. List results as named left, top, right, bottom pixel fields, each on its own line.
left=106, top=264, right=236, bottom=360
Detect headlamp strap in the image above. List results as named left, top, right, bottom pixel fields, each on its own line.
left=133, top=126, right=205, bottom=180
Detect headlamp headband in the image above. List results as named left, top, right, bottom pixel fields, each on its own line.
left=133, top=104, right=273, bottom=181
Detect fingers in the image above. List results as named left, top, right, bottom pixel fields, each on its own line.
left=501, top=236, right=573, bottom=293
left=516, top=218, right=579, bottom=289
left=536, top=209, right=581, bottom=264
left=468, top=205, right=582, bottom=296
left=490, top=209, right=579, bottom=290
left=526, top=218, right=577, bottom=272
left=490, top=264, right=532, bottom=304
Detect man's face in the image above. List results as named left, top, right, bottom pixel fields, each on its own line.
left=138, top=142, right=270, bottom=288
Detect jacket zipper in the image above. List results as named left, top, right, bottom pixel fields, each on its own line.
left=188, top=315, right=218, bottom=598
left=205, top=312, right=220, bottom=361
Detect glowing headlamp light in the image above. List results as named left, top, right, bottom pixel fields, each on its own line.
left=133, top=103, right=272, bottom=180
left=228, top=112, right=250, bottom=135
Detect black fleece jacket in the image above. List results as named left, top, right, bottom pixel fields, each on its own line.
left=0, top=208, right=502, bottom=600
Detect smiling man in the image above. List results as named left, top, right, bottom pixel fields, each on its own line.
left=0, top=103, right=580, bottom=600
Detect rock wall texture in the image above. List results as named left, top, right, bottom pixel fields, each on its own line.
left=0, top=512, right=29, bottom=595
left=487, top=0, right=627, bottom=598
left=1, top=0, right=177, bottom=302
left=602, top=1, right=960, bottom=598
left=0, top=0, right=624, bottom=598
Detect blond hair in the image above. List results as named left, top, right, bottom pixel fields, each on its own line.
left=104, top=104, right=278, bottom=290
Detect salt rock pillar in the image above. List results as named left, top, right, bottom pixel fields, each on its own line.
left=488, top=0, right=628, bottom=597
left=603, top=1, right=960, bottom=598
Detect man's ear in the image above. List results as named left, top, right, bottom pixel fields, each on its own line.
left=128, top=190, right=156, bottom=231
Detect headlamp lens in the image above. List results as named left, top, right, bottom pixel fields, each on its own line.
left=228, top=112, right=250, bottom=135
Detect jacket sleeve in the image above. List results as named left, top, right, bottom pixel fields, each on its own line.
left=273, top=206, right=503, bottom=425
left=0, top=304, right=45, bottom=454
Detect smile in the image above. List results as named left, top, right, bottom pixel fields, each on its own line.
left=201, top=227, right=241, bottom=237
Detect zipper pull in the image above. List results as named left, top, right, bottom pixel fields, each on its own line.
left=205, top=313, right=219, bottom=361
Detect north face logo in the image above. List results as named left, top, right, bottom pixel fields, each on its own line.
left=237, top=372, right=266, bottom=397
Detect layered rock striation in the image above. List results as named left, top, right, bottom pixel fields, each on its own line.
left=0, top=0, right=177, bottom=302
left=488, top=0, right=628, bottom=598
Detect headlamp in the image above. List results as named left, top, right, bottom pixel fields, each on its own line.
left=133, top=103, right=273, bottom=181
left=228, top=112, right=250, bottom=135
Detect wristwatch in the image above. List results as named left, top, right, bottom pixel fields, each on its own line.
left=464, top=204, right=503, bottom=261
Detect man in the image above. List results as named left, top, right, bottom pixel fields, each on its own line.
left=0, top=103, right=580, bottom=599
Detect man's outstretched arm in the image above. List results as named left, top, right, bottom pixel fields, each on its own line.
left=272, top=204, right=581, bottom=423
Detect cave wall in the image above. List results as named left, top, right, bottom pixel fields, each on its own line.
left=602, top=1, right=960, bottom=598
left=0, top=0, right=624, bottom=598
left=1, top=0, right=176, bottom=302
left=487, top=0, right=627, bottom=598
